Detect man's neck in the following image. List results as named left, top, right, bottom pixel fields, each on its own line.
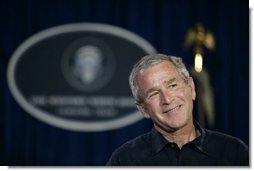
left=155, top=123, right=199, bottom=149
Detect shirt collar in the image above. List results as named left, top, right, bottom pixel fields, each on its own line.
left=150, top=120, right=209, bottom=156
left=191, top=120, right=209, bottom=156
left=150, top=127, right=169, bottom=156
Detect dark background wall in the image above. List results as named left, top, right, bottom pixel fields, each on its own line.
left=0, top=0, right=249, bottom=165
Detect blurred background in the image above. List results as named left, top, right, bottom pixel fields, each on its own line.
left=0, top=0, right=249, bottom=166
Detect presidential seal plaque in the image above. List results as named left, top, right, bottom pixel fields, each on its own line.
left=7, top=23, right=156, bottom=131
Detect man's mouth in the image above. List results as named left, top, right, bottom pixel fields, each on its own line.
left=163, top=105, right=182, bottom=114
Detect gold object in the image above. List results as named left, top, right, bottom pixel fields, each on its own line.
left=185, top=23, right=216, bottom=128
left=194, top=53, right=203, bottom=73
left=184, top=23, right=215, bottom=72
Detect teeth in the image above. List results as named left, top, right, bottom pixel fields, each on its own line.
left=170, top=106, right=179, bottom=111
left=165, top=105, right=180, bottom=113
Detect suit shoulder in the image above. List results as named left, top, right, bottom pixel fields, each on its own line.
left=107, top=131, right=152, bottom=165
left=204, top=129, right=248, bottom=149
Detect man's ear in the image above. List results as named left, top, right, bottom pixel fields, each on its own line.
left=188, top=77, right=196, bottom=101
left=136, top=101, right=150, bottom=119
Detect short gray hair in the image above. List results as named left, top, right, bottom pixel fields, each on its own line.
left=129, top=54, right=190, bottom=102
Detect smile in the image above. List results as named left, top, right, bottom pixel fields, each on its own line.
left=163, top=105, right=181, bottom=114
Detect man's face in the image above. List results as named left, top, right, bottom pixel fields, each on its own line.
left=136, top=61, right=196, bottom=132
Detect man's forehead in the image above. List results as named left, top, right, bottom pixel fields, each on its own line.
left=138, top=61, right=178, bottom=76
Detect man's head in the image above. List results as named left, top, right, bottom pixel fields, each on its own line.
left=129, top=54, right=196, bottom=132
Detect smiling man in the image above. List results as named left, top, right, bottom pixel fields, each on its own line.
left=106, top=54, right=249, bottom=166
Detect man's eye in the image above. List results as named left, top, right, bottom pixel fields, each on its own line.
left=148, top=92, right=159, bottom=98
left=168, top=84, right=177, bottom=88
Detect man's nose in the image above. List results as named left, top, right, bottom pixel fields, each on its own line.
left=160, top=89, right=173, bottom=105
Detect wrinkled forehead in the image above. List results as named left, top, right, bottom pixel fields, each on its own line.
left=138, top=61, right=178, bottom=76
left=137, top=61, right=183, bottom=87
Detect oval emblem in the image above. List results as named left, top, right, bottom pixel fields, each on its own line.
left=7, top=23, right=156, bottom=131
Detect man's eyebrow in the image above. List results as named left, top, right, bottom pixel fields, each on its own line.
left=163, top=78, right=177, bottom=85
left=145, top=87, right=158, bottom=96
left=145, top=78, right=178, bottom=96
